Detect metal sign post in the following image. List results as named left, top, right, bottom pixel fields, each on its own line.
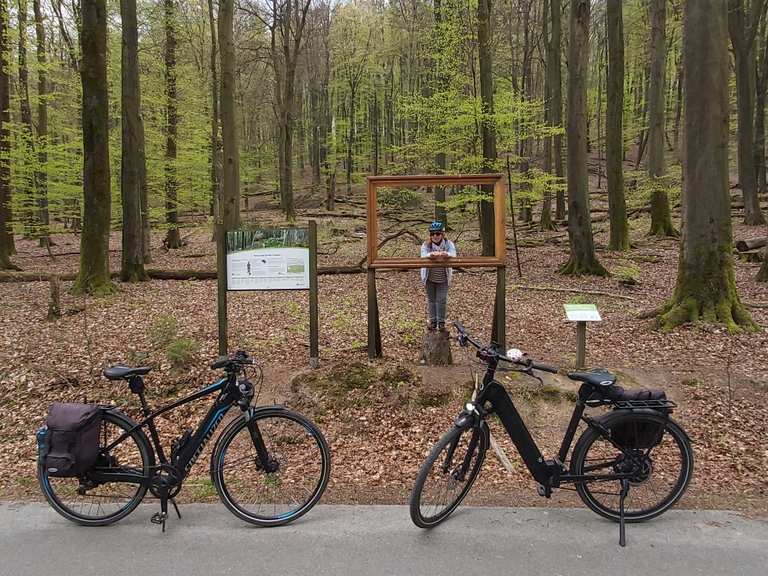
left=564, top=303, right=602, bottom=369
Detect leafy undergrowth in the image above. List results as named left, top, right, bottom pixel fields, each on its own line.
left=1, top=187, right=767, bottom=513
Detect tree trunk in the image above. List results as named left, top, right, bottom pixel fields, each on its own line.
left=606, top=0, right=629, bottom=251
left=120, top=0, right=148, bottom=282
left=76, top=0, right=114, bottom=294
left=754, top=16, right=768, bottom=197
left=345, top=89, right=356, bottom=196
left=729, top=0, right=767, bottom=225
left=0, top=0, right=15, bottom=269
left=561, top=0, right=606, bottom=276
left=541, top=0, right=554, bottom=230
left=661, top=0, right=755, bottom=331
left=477, top=0, right=496, bottom=256
left=17, top=0, right=36, bottom=239
left=218, top=0, right=240, bottom=230
left=550, top=0, right=565, bottom=221
left=758, top=247, right=768, bottom=281
left=647, top=0, right=677, bottom=237
left=371, top=87, right=380, bottom=176
left=207, top=0, right=220, bottom=217
left=164, top=0, right=182, bottom=249
left=32, top=0, right=49, bottom=248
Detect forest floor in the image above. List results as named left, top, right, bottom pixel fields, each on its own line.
left=1, top=177, right=767, bottom=515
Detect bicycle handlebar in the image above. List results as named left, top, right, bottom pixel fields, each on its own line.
left=452, top=320, right=558, bottom=374
left=210, top=350, right=254, bottom=371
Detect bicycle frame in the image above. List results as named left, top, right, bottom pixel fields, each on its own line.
left=91, top=375, right=237, bottom=486
left=470, top=357, right=636, bottom=489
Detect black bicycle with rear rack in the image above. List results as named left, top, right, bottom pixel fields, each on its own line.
left=37, top=351, right=330, bottom=530
left=409, top=322, right=693, bottom=546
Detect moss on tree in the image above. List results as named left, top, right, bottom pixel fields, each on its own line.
left=660, top=247, right=756, bottom=333
left=559, top=254, right=608, bottom=276
left=648, top=187, right=678, bottom=238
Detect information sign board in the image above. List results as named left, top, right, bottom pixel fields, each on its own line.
left=564, top=303, right=602, bottom=322
left=226, top=228, right=309, bottom=291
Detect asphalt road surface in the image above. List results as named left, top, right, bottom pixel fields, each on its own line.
left=1, top=503, right=765, bottom=576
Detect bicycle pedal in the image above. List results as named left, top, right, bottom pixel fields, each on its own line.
left=150, top=512, right=168, bottom=525
left=536, top=484, right=552, bottom=498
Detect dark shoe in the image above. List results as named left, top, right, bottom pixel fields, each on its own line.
left=428, top=321, right=437, bottom=331
left=437, top=322, right=446, bottom=332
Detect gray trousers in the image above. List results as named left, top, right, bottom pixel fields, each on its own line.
left=425, top=280, right=449, bottom=324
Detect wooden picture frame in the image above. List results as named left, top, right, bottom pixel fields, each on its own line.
left=366, top=174, right=507, bottom=269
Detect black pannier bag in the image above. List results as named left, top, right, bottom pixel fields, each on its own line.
left=609, top=388, right=669, bottom=450
left=39, top=403, right=102, bottom=477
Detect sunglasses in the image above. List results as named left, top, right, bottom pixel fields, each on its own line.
left=429, top=231, right=443, bottom=236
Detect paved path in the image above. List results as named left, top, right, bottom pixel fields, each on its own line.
left=1, top=503, right=765, bottom=576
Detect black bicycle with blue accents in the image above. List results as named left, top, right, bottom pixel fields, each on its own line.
left=37, top=351, right=331, bottom=530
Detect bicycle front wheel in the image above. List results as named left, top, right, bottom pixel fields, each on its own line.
left=570, top=410, right=694, bottom=522
left=409, top=423, right=488, bottom=528
left=38, top=409, right=152, bottom=526
left=211, top=407, right=330, bottom=526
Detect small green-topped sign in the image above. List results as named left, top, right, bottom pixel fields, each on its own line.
left=564, top=303, right=602, bottom=322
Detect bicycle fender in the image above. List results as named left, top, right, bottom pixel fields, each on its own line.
left=243, top=404, right=288, bottom=422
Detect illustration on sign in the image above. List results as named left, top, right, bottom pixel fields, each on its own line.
left=226, top=228, right=309, bottom=291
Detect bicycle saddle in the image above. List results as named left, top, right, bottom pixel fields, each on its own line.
left=567, top=368, right=616, bottom=388
left=103, top=365, right=152, bottom=381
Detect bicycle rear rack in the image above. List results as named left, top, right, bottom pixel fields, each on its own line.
left=613, top=399, right=677, bottom=410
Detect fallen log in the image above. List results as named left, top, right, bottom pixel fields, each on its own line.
left=0, top=265, right=368, bottom=283
left=735, top=238, right=767, bottom=252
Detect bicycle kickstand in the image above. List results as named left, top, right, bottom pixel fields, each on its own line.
left=170, top=497, right=182, bottom=519
left=618, top=478, right=630, bottom=547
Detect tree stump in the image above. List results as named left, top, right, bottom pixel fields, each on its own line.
left=420, top=330, right=453, bottom=366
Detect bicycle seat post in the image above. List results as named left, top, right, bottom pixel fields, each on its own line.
left=128, top=375, right=151, bottom=417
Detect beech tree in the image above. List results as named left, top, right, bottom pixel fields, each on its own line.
left=0, top=0, right=14, bottom=269
left=269, top=0, right=313, bottom=220
left=606, top=0, right=629, bottom=250
left=561, top=0, right=605, bottom=275
left=32, top=0, right=49, bottom=248
left=647, top=0, right=676, bottom=237
left=728, top=0, right=767, bottom=225
left=477, top=0, right=496, bottom=256
left=218, top=0, right=240, bottom=230
left=661, top=0, right=754, bottom=331
left=75, top=0, right=113, bottom=294
left=120, top=0, right=149, bottom=282
left=164, top=0, right=182, bottom=249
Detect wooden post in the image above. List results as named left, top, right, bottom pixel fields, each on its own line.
left=47, top=274, right=61, bottom=320
left=309, top=220, right=319, bottom=368
left=576, top=321, right=587, bottom=369
left=216, top=224, right=228, bottom=356
left=491, top=266, right=506, bottom=348
left=367, top=269, right=382, bottom=358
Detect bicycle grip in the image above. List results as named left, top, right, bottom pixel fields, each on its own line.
left=211, top=356, right=229, bottom=370
left=531, top=362, right=558, bottom=374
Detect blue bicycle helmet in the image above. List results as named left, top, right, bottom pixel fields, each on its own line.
left=428, top=221, right=445, bottom=232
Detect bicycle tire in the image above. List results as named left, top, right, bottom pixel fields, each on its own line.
left=211, top=407, right=330, bottom=526
left=38, top=409, right=152, bottom=526
left=409, top=423, right=488, bottom=528
left=570, top=410, right=693, bottom=523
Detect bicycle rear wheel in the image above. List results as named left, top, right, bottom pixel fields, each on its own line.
left=211, top=407, right=330, bottom=526
left=570, top=410, right=693, bottom=522
left=38, top=409, right=152, bottom=526
left=409, top=423, right=488, bottom=528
